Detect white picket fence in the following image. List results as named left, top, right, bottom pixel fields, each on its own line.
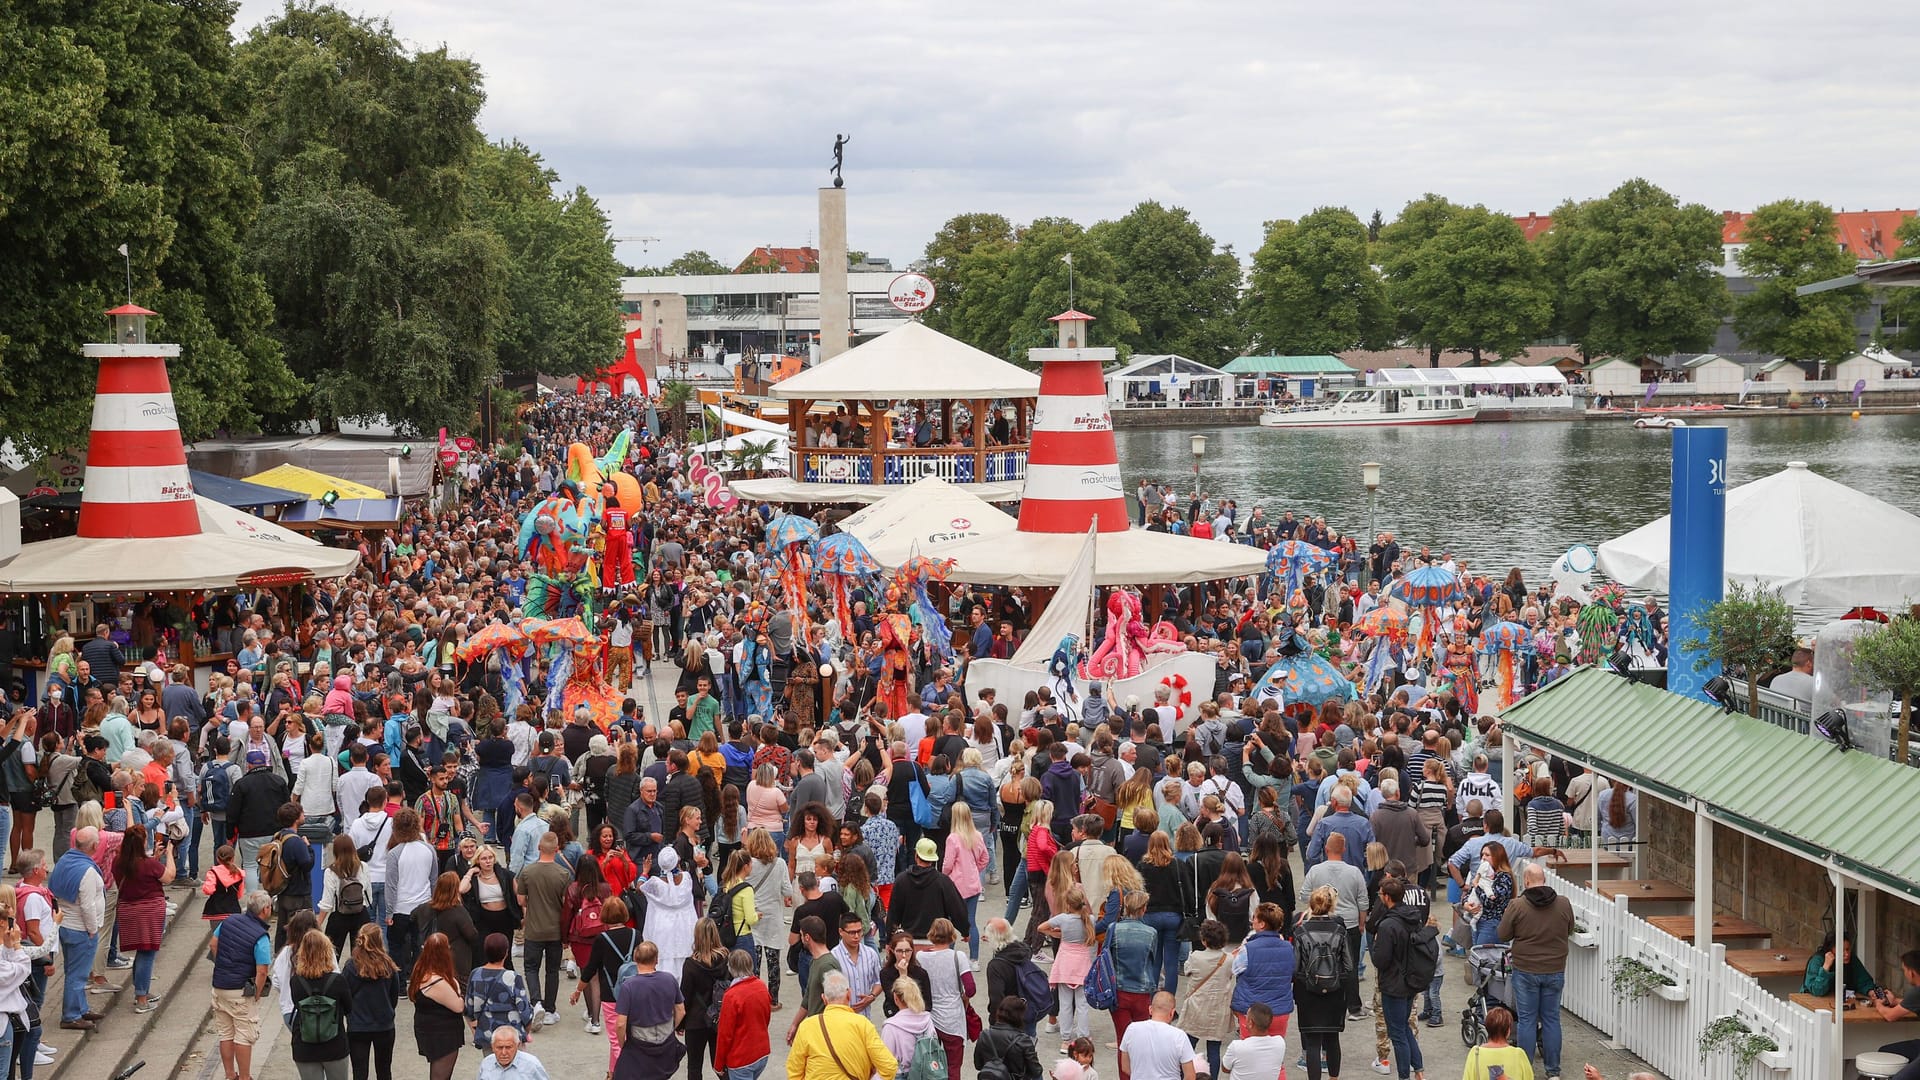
left=1541, top=868, right=1833, bottom=1078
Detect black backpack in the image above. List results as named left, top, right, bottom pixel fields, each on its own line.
left=1295, top=922, right=1347, bottom=993
left=1402, top=922, right=1442, bottom=990
left=708, top=882, right=749, bottom=948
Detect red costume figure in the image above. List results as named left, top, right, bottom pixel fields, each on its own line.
left=875, top=614, right=913, bottom=721
left=602, top=501, right=635, bottom=590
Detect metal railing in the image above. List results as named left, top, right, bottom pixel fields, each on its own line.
left=1722, top=683, right=1813, bottom=735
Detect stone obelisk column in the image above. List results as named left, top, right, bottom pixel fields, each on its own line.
left=818, top=186, right=849, bottom=360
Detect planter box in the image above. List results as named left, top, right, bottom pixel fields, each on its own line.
left=1756, top=1049, right=1792, bottom=1070
left=1571, top=931, right=1600, bottom=948
left=1652, top=983, right=1689, bottom=1002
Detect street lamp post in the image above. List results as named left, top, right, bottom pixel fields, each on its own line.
left=1190, top=434, right=1208, bottom=501
left=1361, top=461, right=1382, bottom=589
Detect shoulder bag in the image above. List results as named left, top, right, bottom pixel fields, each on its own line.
left=816, top=1013, right=862, bottom=1080
left=955, top=950, right=983, bottom=1039
left=1177, top=950, right=1231, bottom=1023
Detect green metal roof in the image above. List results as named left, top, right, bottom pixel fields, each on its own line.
left=1500, top=667, right=1920, bottom=903
left=1221, top=355, right=1354, bottom=375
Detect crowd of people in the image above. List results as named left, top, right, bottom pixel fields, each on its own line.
left=0, top=391, right=1701, bottom=1080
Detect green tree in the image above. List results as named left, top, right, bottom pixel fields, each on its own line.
left=467, top=140, right=622, bottom=380
left=1386, top=204, right=1552, bottom=364
left=920, top=212, right=1017, bottom=339
left=1540, top=178, right=1728, bottom=360
left=1377, top=194, right=1465, bottom=363
left=1733, top=199, right=1866, bottom=365
left=0, top=0, right=298, bottom=456
left=1682, top=581, right=1797, bottom=717
left=1853, top=614, right=1920, bottom=766
left=1245, top=207, right=1394, bottom=354
left=1086, top=200, right=1243, bottom=364
left=237, top=3, right=507, bottom=434
left=630, top=249, right=730, bottom=277
left=996, top=218, right=1139, bottom=359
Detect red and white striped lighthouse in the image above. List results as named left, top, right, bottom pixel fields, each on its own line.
left=76, top=305, right=198, bottom=538
left=1017, top=310, right=1129, bottom=534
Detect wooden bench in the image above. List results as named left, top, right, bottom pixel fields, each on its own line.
left=1595, top=879, right=1693, bottom=903
left=1648, top=914, right=1774, bottom=944
left=1542, top=849, right=1634, bottom=878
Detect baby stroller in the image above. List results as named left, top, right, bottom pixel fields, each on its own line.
left=1460, top=943, right=1513, bottom=1047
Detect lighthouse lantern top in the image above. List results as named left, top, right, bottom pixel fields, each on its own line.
left=1048, top=309, right=1094, bottom=349
left=104, top=304, right=157, bottom=345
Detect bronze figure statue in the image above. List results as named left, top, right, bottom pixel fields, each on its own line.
left=831, top=133, right=850, bottom=187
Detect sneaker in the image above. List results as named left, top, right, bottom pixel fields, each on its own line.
left=563, top=959, right=579, bottom=979
left=1043, top=1019, right=1059, bottom=1033
left=38, top=1043, right=56, bottom=1054
left=106, top=958, right=132, bottom=970
left=585, top=1020, right=602, bottom=1035
left=1425, top=1014, right=1445, bottom=1027
left=35, top=1051, right=54, bottom=1066
left=1347, top=1007, right=1371, bottom=1020
left=134, top=998, right=161, bottom=1014
left=88, top=983, right=123, bottom=994
left=1371, top=1060, right=1392, bottom=1074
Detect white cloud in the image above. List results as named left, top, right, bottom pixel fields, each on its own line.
left=234, top=0, right=1920, bottom=268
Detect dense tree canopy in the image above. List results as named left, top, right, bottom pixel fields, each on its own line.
left=468, top=140, right=624, bottom=381
left=1245, top=207, right=1394, bottom=354
left=1085, top=201, right=1241, bottom=365
left=0, top=0, right=297, bottom=456
left=1540, top=178, right=1728, bottom=360
left=1732, top=199, right=1867, bottom=364
left=1380, top=200, right=1552, bottom=363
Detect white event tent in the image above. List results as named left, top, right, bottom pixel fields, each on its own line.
left=0, top=496, right=359, bottom=592
left=837, top=477, right=1016, bottom=565
left=1596, top=461, right=1920, bottom=609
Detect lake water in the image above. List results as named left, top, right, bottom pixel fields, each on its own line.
left=1115, top=413, right=1920, bottom=581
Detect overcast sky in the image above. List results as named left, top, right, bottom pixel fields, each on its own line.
left=233, top=0, right=1919, bottom=271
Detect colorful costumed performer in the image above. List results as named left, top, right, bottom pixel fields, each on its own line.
left=1477, top=620, right=1532, bottom=711
left=893, top=554, right=956, bottom=663
left=872, top=613, right=914, bottom=720
left=764, top=513, right=820, bottom=643
left=1266, top=540, right=1335, bottom=603
left=1389, top=564, right=1463, bottom=661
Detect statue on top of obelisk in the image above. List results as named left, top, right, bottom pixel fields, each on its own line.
left=831, top=133, right=850, bottom=188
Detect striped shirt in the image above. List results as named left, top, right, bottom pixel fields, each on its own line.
left=831, top=941, right=883, bottom=1008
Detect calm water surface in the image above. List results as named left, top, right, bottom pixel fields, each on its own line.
left=1115, top=414, right=1920, bottom=581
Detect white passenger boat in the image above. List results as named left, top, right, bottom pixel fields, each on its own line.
left=1258, top=385, right=1480, bottom=427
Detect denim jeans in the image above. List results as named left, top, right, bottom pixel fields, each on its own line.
left=59, top=927, right=96, bottom=1022
left=728, top=1058, right=769, bottom=1080
left=1511, top=968, right=1565, bottom=1075
left=1422, top=969, right=1444, bottom=1022
left=370, top=882, right=389, bottom=940
left=1003, top=861, right=1029, bottom=922
left=0, top=806, right=11, bottom=875
left=1876, top=1039, right=1920, bottom=1080
left=1472, top=915, right=1502, bottom=947
left=1141, top=910, right=1184, bottom=993
left=1382, top=993, right=1423, bottom=1080
left=134, top=949, right=158, bottom=998
left=964, top=895, right=981, bottom=959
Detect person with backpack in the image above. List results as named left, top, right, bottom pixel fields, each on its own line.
left=572, top=896, right=640, bottom=1075
left=714, top=947, right=770, bottom=1080
left=263, top=803, right=317, bottom=949
left=879, top=978, right=938, bottom=1080
left=228, top=748, right=290, bottom=894
left=319, top=835, right=374, bottom=959
left=710, top=852, right=758, bottom=954
left=560, top=857, right=612, bottom=1034
left=984, top=918, right=1054, bottom=1041
left=678, top=919, right=730, bottom=1080
left=197, top=734, right=241, bottom=851
left=288, top=928, right=355, bottom=1080
left=1369, top=876, right=1438, bottom=1080
left=975, top=996, right=1043, bottom=1080
left=1291, top=885, right=1353, bottom=1080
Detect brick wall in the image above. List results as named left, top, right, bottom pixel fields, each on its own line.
left=1641, top=798, right=1920, bottom=986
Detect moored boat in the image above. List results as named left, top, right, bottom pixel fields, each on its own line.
left=1258, top=385, right=1479, bottom=428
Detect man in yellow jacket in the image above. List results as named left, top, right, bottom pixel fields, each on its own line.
left=786, top=971, right=898, bottom=1080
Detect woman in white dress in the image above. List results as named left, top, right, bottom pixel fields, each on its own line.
left=640, top=847, right=696, bottom=980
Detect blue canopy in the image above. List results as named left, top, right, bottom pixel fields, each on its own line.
left=189, top=470, right=306, bottom=510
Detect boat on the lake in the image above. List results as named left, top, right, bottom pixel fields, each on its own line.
left=1258, top=384, right=1480, bottom=428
